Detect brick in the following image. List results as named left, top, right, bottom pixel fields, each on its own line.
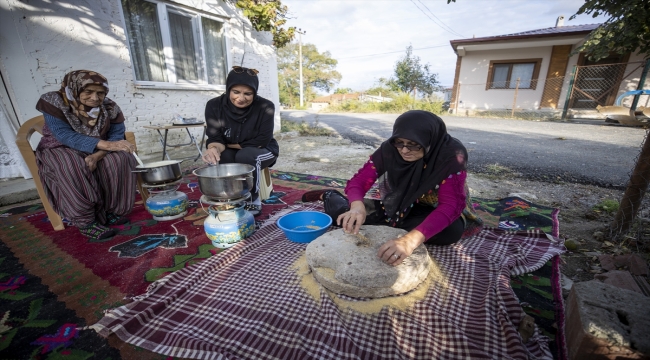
left=628, top=254, right=649, bottom=277
left=595, top=270, right=643, bottom=294
left=566, top=281, right=650, bottom=359
left=598, top=255, right=616, bottom=271
left=614, top=254, right=632, bottom=268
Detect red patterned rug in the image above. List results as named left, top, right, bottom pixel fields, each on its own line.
left=0, top=171, right=306, bottom=358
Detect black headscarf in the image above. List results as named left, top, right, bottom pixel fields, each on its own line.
left=372, top=110, right=468, bottom=225
left=218, top=67, right=260, bottom=123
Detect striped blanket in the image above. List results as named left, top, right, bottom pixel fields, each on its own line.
left=93, top=203, right=564, bottom=359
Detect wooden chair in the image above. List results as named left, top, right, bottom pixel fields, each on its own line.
left=15, top=115, right=146, bottom=231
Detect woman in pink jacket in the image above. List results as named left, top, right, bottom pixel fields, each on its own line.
left=303, top=111, right=481, bottom=266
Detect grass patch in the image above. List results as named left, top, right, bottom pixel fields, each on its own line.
left=322, top=94, right=443, bottom=114
left=484, top=163, right=515, bottom=176
left=297, top=156, right=330, bottom=163
left=477, top=163, right=517, bottom=180
left=281, top=119, right=333, bottom=136
left=593, top=199, right=620, bottom=214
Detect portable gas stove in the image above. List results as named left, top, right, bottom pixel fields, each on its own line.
left=143, top=179, right=189, bottom=221
left=200, top=193, right=255, bottom=248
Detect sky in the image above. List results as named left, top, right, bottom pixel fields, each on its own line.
left=281, top=0, right=606, bottom=93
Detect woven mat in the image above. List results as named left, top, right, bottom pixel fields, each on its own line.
left=270, top=170, right=566, bottom=360
left=94, top=202, right=564, bottom=359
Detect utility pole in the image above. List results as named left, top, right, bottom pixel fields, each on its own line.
left=297, top=29, right=306, bottom=107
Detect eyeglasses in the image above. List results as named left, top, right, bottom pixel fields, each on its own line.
left=392, top=141, right=423, bottom=152
left=232, top=66, right=259, bottom=76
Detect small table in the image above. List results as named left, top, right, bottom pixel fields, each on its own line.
left=143, top=123, right=207, bottom=161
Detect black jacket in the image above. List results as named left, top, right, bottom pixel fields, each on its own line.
left=205, top=95, right=279, bottom=156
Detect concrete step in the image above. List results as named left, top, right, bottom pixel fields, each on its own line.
left=0, top=178, right=39, bottom=207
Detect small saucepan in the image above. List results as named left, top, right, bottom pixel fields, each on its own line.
left=132, top=160, right=182, bottom=185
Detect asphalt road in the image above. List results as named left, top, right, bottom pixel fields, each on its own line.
left=281, top=110, right=647, bottom=188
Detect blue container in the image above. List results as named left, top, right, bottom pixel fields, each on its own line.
left=277, top=211, right=332, bottom=243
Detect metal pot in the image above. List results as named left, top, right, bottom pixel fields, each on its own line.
left=193, top=163, right=254, bottom=200
left=133, top=160, right=182, bottom=185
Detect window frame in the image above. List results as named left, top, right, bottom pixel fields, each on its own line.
left=485, top=58, right=542, bottom=90
left=119, top=0, right=232, bottom=91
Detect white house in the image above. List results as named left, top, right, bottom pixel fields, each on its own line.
left=0, top=0, right=281, bottom=180
left=448, top=17, right=649, bottom=118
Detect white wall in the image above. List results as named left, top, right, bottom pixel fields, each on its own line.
left=0, top=0, right=281, bottom=161
left=456, top=47, right=554, bottom=110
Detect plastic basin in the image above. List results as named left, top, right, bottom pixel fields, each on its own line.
left=277, top=211, right=332, bottom=243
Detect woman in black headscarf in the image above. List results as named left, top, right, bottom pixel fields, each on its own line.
left=202, top=66, right=279, bottom=215
left=304, top=110, right=481, bottom=265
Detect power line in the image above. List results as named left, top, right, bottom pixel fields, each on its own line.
left=338, top=44, right=449, bottom=59
left=410, top=0, right=466, bottom=39
left=416, top=0, right=467, bottom=38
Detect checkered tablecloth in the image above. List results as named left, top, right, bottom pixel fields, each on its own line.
left=93, top=203, right=563, bottom=359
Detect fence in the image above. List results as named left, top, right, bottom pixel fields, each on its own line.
left=449, top=60, right=649, bottom=121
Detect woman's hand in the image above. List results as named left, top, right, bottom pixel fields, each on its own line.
left=227, top=143, right=242, bottom=150
left=336, top=200, right=366, bottom=234
left=84, top=151, right=107, bottom=171
left=202, top=147, right=221, bottom=165
left=97, top=140, right=135, bottom=153
left=377, top=230, right=426, bottom=266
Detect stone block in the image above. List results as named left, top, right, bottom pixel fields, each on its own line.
left=566, top=280, right=650, bottom=359
left=305, top=226, right=430, bottom=298
left=595, top=270, right=643, bottom=294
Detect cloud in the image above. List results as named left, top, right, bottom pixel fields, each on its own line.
left=283, top=0, right=605, bottom=92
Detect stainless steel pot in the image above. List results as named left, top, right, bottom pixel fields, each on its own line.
left=193, top=163, right=254, bottom=200
left=133, top=160, right=182, bottom=185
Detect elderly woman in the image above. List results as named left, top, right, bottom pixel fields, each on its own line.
left=202, top=66, right=279, bottom=216
left=303, top=111, right=482, bottom=265
left=35, top=70, right=136, bottom=240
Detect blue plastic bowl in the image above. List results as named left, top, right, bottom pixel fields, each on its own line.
left=277, top=211, right=332, bottom=243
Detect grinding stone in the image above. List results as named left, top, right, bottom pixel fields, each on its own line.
left=305, top=225, right=431, bottom=298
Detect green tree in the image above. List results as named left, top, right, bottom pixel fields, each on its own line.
left=334, top=88, right=353, bottom=94
left=364, top=80, right=397, bottom=98
left=392, top=45, right=440, bottom=98
left=570, top=0, right=649, bottom=61
left=277, top=43, right=342, bottom=107
left=227, top=0, right=295, bottom=48
left=377, top=77, right=401, bottom=94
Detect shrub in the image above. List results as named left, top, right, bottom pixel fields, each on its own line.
left=280, top=119, right=332, bottom=136
left=592, top=199, right=620, bottom=214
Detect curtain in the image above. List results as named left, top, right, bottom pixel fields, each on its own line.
left=168, top=12, right=198, bottom=81
left=121, top=0, right=168, bottom=82
left=492, top=64, right=509, bottom=89
left=202, top=17, right=227, bottom=85
left=0, top=108, right=31, bottom=180
left=510, top=63, right=535, bottom=89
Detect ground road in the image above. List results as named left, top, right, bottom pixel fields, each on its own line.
left=281, top=110, right=646, bottom=189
